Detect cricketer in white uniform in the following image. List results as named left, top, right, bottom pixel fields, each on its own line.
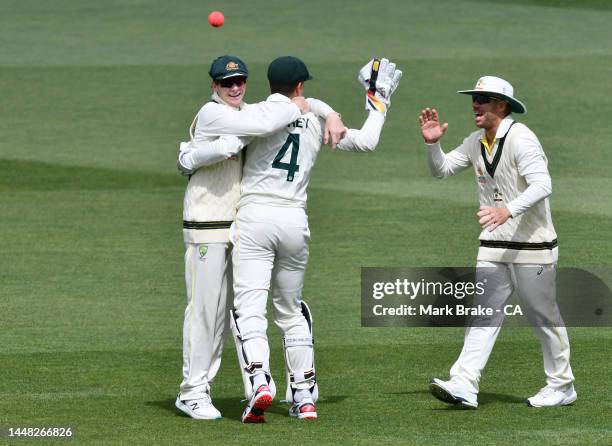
left=420, top=76, right=576, bottom=409
left=175, top=55, right=305, bottom=420
left=175, top=55, right=347, bottom=420
left=224, top=57, right=403, bottom=422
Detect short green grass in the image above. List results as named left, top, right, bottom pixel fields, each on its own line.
left=1, top=0, right=611, bottom=444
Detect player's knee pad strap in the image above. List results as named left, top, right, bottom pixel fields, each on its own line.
left=289, top=369, right=316, bottom=387
left=284, top=335, right=316, bottom=388
left=230, top=310, right=268, bottom=373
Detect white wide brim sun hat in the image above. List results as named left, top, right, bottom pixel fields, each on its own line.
left=457, top=76, right=527, bottom=114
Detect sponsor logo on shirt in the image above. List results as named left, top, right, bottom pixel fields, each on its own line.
left=493, top=188, right=504, bottom=204
left=476, top=164, right=487, bottom=184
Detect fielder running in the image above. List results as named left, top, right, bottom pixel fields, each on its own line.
left=227, top=57, right=402, bottom=422
left=175, top=55, right=343, bottom=420
left=419, top=76, right=576, bottom=409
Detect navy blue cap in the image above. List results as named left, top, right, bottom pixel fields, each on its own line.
left=209, top=55, right=249, bottom=80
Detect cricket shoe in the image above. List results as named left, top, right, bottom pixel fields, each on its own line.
left=175, top=394, right=222, bottom=420
left=527, top=385, right=577, bottom=408
left=242, top=385, right=273, bottom=423
left=289, top=398, right=317, bottom=420
left=429, top=378, right=478, bottom=409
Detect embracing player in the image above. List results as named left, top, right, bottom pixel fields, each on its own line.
left=180, top=56, right=402, bottom=422
left=175, top=55, right=344, bottom=420
left=228, top=57, right=402, bottom=422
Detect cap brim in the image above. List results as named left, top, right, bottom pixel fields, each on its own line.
left=216, top=71, right=248, bottom=80
left=458, top=90, right=527, bottom=114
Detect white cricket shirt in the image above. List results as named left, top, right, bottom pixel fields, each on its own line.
left=238, top=97, right=386, bottom=209
left=426, top=115, right=558, bottom=264
left=182, top=93, right=301, bottom=243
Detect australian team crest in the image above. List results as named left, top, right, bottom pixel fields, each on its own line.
left=198, top=245, right=208, bottom=259
left=226, top=61, right=239, bottom=71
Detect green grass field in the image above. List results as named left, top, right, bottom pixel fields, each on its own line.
left=1, top=0, right=611, bottom=444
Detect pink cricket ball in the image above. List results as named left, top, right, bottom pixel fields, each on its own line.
left=208, top=11, right=224, bottom=28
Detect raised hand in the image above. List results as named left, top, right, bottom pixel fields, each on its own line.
left=419, top=108, right=448, bottom=144
left=357, top=57, right=402, bottom=114
left=374, top=58, right=402, bottom=101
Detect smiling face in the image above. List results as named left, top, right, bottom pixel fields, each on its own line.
left=472, top=94, right=509, bottom=131
left=212, top=76, right=247, bottom=108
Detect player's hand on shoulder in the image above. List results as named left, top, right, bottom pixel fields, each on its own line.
left=324, top=112, right=347, bottom=150
left=291, top=96, right=310, bottom=114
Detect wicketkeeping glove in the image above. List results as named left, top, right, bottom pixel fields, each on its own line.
left=357, top=58, right=403, bottom=115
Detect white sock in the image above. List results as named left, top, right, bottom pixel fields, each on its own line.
left=294, top=389, right=310, bottom=402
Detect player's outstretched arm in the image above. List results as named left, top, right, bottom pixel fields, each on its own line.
left=336, top=113, right=384, bottom=152
left=336, top=57, right=402, bottom=152
left=419, top=108, right=448, bottom=144
left=197, top=96, right=301, bottom=138
left=419, top=108, right=471, bottom=178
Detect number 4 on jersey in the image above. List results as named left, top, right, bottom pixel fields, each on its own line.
left=272, top=134, right=300, bottom=182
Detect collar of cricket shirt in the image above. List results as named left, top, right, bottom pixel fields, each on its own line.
left=266, top=93, right=293, bottom=103
left=495, top=115, right=515, bottom=140
left=480, top=114, right=515, bottom=154
left=480, top=116, right=517, bottom=178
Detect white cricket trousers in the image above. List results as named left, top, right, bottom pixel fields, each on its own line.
left=450, top=261, right=574, bottom=395
left=231, top=203, right=311, bottom=388
left=179, top=242, right=232, bottom=400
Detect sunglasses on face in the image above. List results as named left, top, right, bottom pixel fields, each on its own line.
left=218, top=77, right=247, bottom=88
left=472, top=94, right=501, bottom=104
